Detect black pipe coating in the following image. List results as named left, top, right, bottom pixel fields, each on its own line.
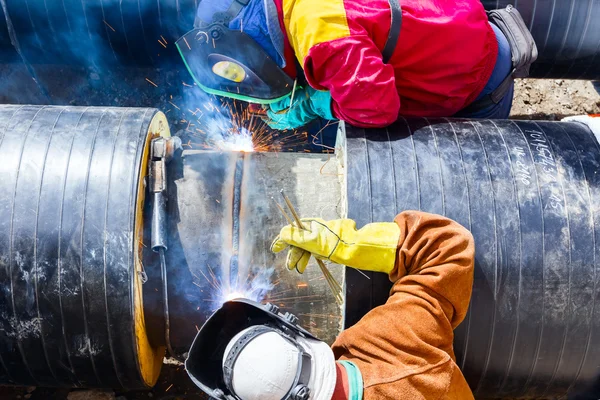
left=343, top=117, right=600, bottom=399
left=0, top=105, right=164, bottom=389
left=481, top=0, right=600, bottom=79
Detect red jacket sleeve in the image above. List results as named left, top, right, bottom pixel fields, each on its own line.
left=303, top=36, right=400, bottom=128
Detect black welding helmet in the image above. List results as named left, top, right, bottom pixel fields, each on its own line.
left=176, top=0, right=294, bottom=104
left=185, top=298, right=337, bottom=400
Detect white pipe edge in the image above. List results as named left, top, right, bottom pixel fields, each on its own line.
left=562, top=115, right=600, bottom=143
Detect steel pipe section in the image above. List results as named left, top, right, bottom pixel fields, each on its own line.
left=0, top=104, right=345, bottom=388
left=160, top=150, right=345, bottom=353
left=2, top=103, right=600, bottom=399
left=0, top=105, right=169, bottom=389
left=340, top=117, right=600, bottom=399
left=481, top=0, right=600, bottom=79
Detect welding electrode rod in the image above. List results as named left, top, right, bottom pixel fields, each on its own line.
left=272, top=198, right=294, bottom=225
left=288, top=79, right=298, bottom=109
left=279, top=190, right=344, bottom=305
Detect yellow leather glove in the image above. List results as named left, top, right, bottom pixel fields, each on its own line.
left=270, top=218, right=401, bottom=274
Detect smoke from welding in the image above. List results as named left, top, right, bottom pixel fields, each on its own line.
left=0, top=0, right=254, bottom=151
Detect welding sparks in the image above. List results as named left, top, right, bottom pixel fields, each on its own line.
left=213, top=127, right=255, bottom=152
left=103, top=20, right=116, bottom=32
left=145, top=78, right=158, bottom=88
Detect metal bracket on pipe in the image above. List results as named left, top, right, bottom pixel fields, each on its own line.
left=149, top=135, right=183, bottom=361
left=149, top=136, right=181, bottom=252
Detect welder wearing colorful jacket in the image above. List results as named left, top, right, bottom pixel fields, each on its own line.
left=186, top=211, right=476, bottom=399
left=177, top=0, right=514, bottom=130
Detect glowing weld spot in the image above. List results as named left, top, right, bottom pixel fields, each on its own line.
left=224, top=291, right=246, bottom=301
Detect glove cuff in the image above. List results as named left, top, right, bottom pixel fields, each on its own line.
left=308, top=88, right=336, bottom=121
left=331, top=222, right=401, bottom=274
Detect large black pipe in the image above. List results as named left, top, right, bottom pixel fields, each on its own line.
left=481, top=0, right=600, bottom=79
left=0, top=105, right=169, bottom=389
left=2, top=103, right=600, bottom=399
left=0, top=0, right=599, bottom=108
left=342, top=117, right=600, bottom=399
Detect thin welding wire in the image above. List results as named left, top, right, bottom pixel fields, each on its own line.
left=288, top=79, right=298, bottom=110
left=276, top=193, right=367, bottom=282
left=273, top=197, right=343, bottom=304
left=272, top=198, right=293, bottom=225
left=279, top=190, right=344, bottom=305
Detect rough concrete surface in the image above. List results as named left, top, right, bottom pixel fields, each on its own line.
left=510, top=79, right=600, bottom=120
left=1, top=79, right=599, bottom=400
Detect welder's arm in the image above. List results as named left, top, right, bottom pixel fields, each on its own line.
left=388, top=211, right=475, bottom=327
left=302, top=36, right=401, bottom=128
left=331, top=211, right=475, bottom=399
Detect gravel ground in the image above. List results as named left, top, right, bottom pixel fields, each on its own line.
left=510, top=79, right=600, bottom=120
left=1, top=79, right=599, bottom=400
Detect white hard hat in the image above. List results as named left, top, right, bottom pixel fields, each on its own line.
left=222, top=326, right=336, bottom=400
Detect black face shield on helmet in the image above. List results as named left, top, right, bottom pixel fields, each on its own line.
left=185, top=299, right=315, bottom=400
left=176, top=0, right=294, bottom=104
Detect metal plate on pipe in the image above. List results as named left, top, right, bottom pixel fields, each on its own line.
left=164, top=150, right=345, bottom=352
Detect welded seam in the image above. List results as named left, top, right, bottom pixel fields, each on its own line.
left=102, top=110, right=129, bottom=388
left=8, top=106, right=45, bottom=384
left=57, top=107, right=88, bottom=385
left=128, top=109, right=154, bottom=382
left=33, top=108, right=65, bottom=382
left=491, top=120, right=525, bottom=395
left=230, top=153, right=245, bottom=291
left=560, top=122, right=597, bottom=394
left=446, top=120, right=473, bottom=371
left=425, top=119, right=445, bottom=215
left=469, top=121, right=500, bottom=396
left=78, top=109, right=106, bottom=385
left=407, top=118, right=420, bottom=211
left=0, top=105, right=24, bottom=382
left=534, top=122, right=572, bottom=398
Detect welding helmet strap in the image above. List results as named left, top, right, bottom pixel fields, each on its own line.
left=222, top=324, right=312, bottom=400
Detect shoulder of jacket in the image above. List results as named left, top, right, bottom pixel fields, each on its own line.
left=283, top=0, right=351, bottom=63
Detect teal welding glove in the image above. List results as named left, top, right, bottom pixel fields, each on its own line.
left=265, top=86, right=337, bottom=130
